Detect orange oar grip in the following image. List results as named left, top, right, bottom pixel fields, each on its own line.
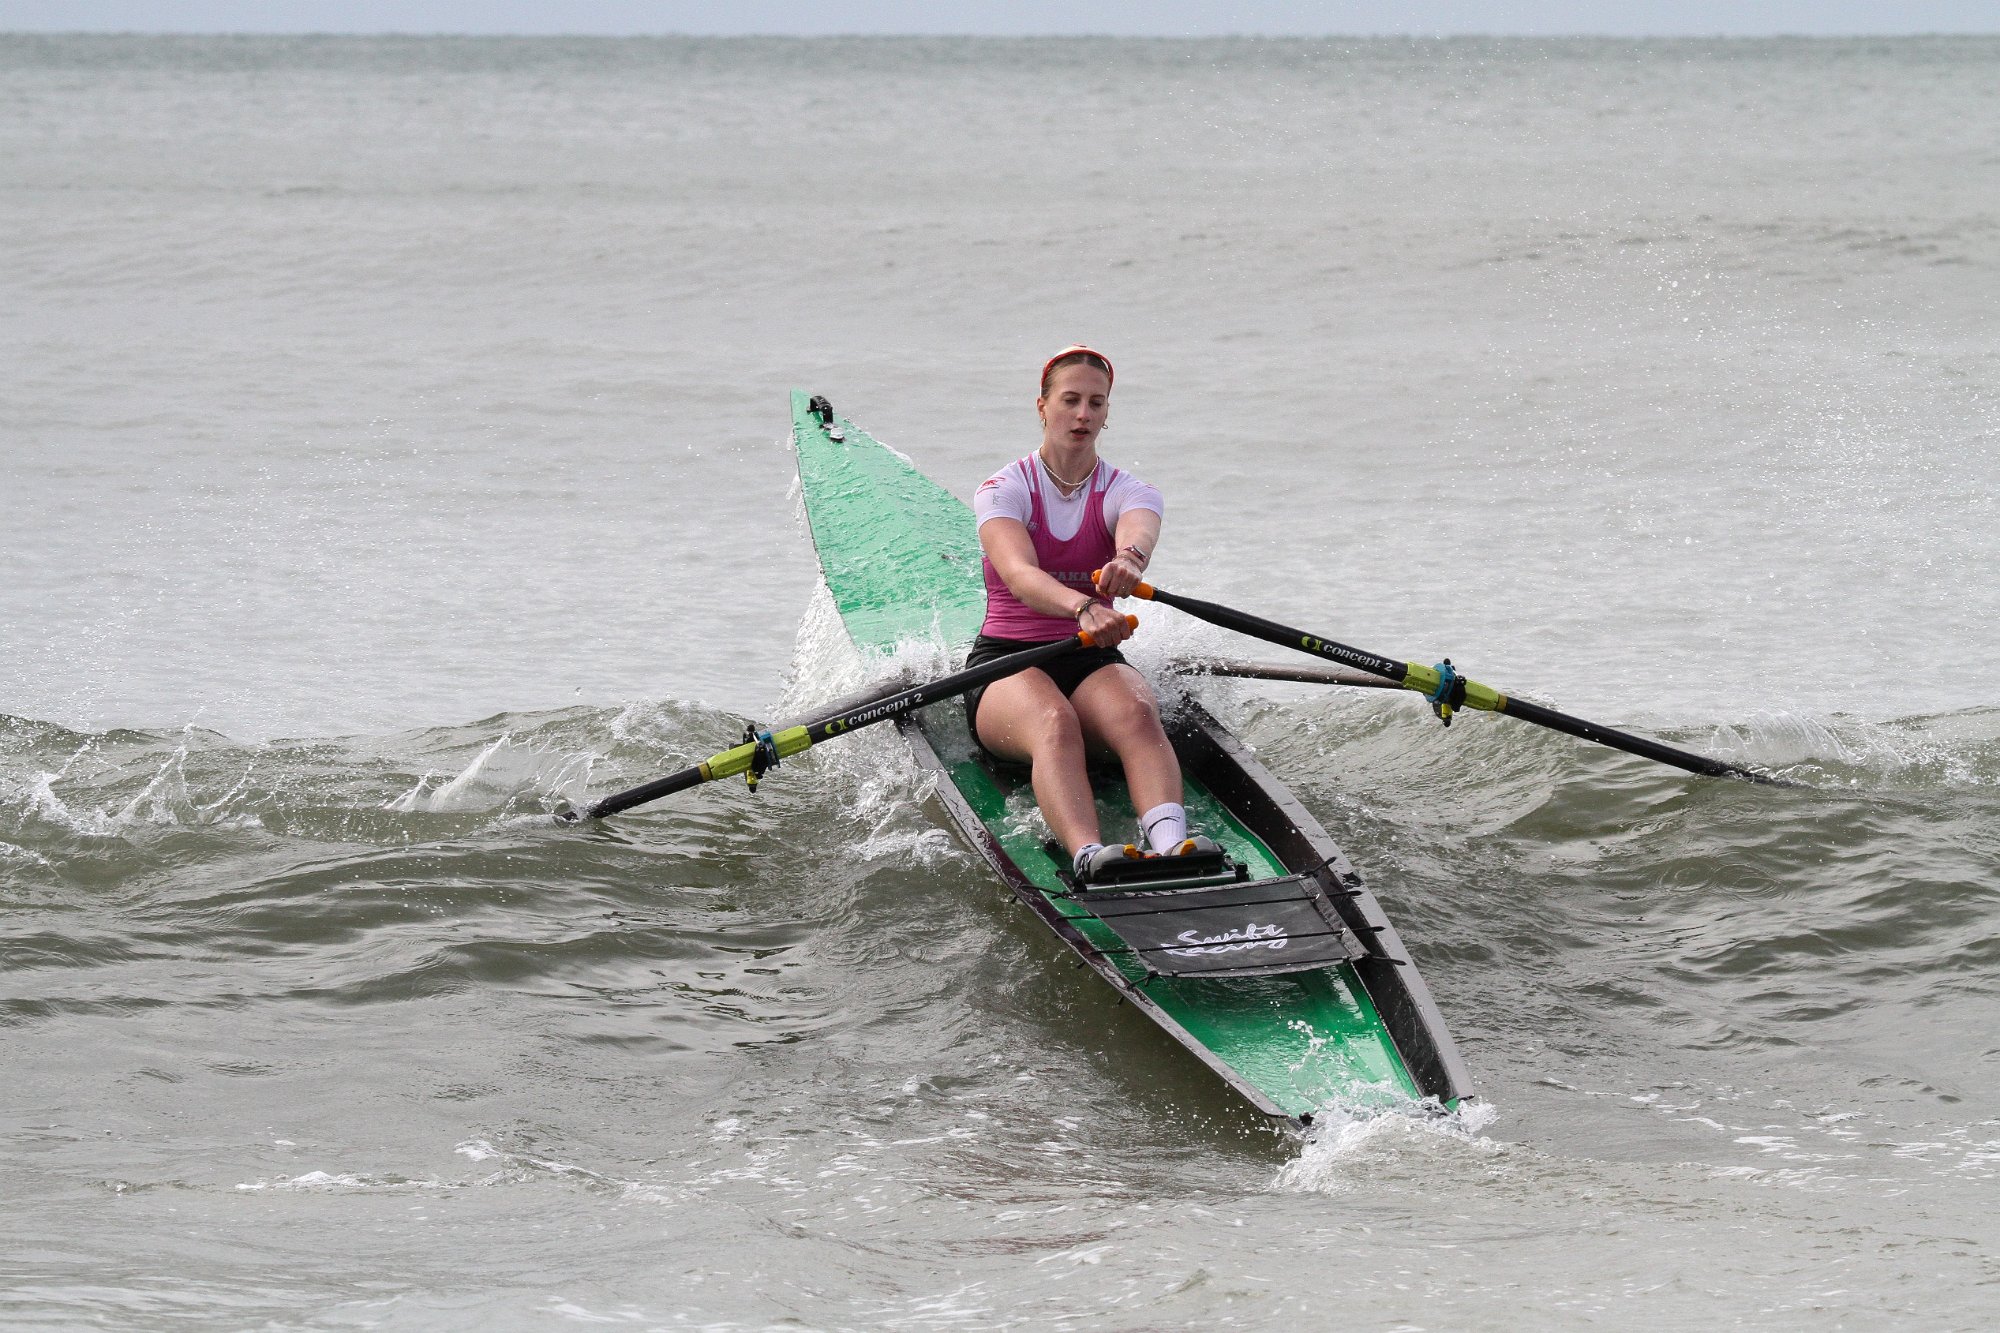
left=1089, top=569, right=1158, bottom=600
left=1077, top=614, right=1139, bottom=649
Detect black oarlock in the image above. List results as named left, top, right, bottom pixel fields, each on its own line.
left=806, top=394, right=843, bottom=440
left=742, top=723, right=782, bottom=792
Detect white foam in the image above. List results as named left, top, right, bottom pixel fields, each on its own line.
left=235, top=1170, right=447, bottom=1193
left=0, top=840, right=55, bottom=869
left=384, top=732, right=599, bottom=814
left=1273, top=1098, right=1502, bottom=1194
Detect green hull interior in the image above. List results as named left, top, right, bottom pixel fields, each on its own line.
left=791, top=390, right=1418, bottom=1117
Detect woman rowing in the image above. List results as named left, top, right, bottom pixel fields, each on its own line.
left=964, top=345, right=1216, bottom=885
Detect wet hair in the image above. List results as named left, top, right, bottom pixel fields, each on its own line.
left=1040, top=350, right=1114, bottom=397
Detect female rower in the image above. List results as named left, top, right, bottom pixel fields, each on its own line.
left=963, top=345, right=1215, bottom=885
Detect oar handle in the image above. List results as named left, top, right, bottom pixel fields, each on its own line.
left=1091, top=568, right=1157, bottom=600
left=1079, top=614, right=1139, bottom=647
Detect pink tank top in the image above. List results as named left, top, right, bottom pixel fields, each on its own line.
left=980, top=456, right=1118, bottom=641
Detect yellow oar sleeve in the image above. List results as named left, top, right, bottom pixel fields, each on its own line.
left=696, top=726, right=813, bottom=781
left=1399, top=662, right=1507, bottom=713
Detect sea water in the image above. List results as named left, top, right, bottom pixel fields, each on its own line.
left=4, top=34, right=1998, bottom=1329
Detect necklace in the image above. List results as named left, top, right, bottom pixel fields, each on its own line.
left=1037, top=448, right=1094, bottom=495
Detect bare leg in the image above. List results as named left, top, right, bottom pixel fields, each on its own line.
left=973, top=669, right=1101, bottom=854
left=1069, top=665, right=1183, bottom=819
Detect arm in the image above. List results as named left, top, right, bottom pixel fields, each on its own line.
left=980, top=517, right=1134, bottom=647
left=1094, top=507, right=1160, bottom=600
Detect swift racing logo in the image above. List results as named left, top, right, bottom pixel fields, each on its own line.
left=1163, top=922, right=1289, bottom=957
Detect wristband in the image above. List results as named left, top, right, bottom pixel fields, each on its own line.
left=1120, top=545, right=1150, bottom=569
left=1074, top=599, right=1094, bottom=622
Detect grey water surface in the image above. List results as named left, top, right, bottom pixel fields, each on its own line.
left=4, top=34, right=1998, bottom=1330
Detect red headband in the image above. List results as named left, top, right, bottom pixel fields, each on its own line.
left=1040, top=344, right=1114, bottom=391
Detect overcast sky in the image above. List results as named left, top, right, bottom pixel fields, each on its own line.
left=4, top=1, right=1998, bottom=37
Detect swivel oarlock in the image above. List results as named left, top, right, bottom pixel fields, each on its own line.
left=1427, top=658, right=1468, bottom=726
left=742, top=724, right=782, bottom=791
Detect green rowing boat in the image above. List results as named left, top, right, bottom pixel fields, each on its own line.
left=790, top=390, right=1472, bottom=1125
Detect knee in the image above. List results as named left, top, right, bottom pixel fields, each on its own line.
left=1101, top=688, right=1166, bottom=741
left=1026, top=700, right=1086, bottom=756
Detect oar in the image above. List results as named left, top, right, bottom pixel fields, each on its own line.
left=1169, top=658, right=1401, bottom=690
left=1117, top=577, right=1792, bottom=787
left=556, top=617, right=1138, bottom=822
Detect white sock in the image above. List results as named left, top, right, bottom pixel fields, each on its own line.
left=1073, top=842, right=1105, bottom=874
left=1140, top=803, right=1187, bottom=854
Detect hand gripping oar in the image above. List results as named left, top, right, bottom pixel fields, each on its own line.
left=555, top=617, right=1139, bottom=823
left=1114, top=576, right=1793, bottom=788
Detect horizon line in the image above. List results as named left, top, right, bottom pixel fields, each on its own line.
left=7, top=27, right=1996, bottom=39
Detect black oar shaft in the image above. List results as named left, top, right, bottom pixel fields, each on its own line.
left=791, top=631, right=1091, bottom=746
left=1498, top=695, right=1778, bottom=783
left=1146, top=587, right=1405, bottom=682
left=1170, top=658, right=1401, bottom=690
left=1135, top=581, right=1788, bottom=788
left=581, top=765, right=708, bottom=820
left=566, top=623, right=1132, bottom=822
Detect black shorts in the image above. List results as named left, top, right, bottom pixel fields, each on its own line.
left=963, top=633, right=1128, bottom=755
